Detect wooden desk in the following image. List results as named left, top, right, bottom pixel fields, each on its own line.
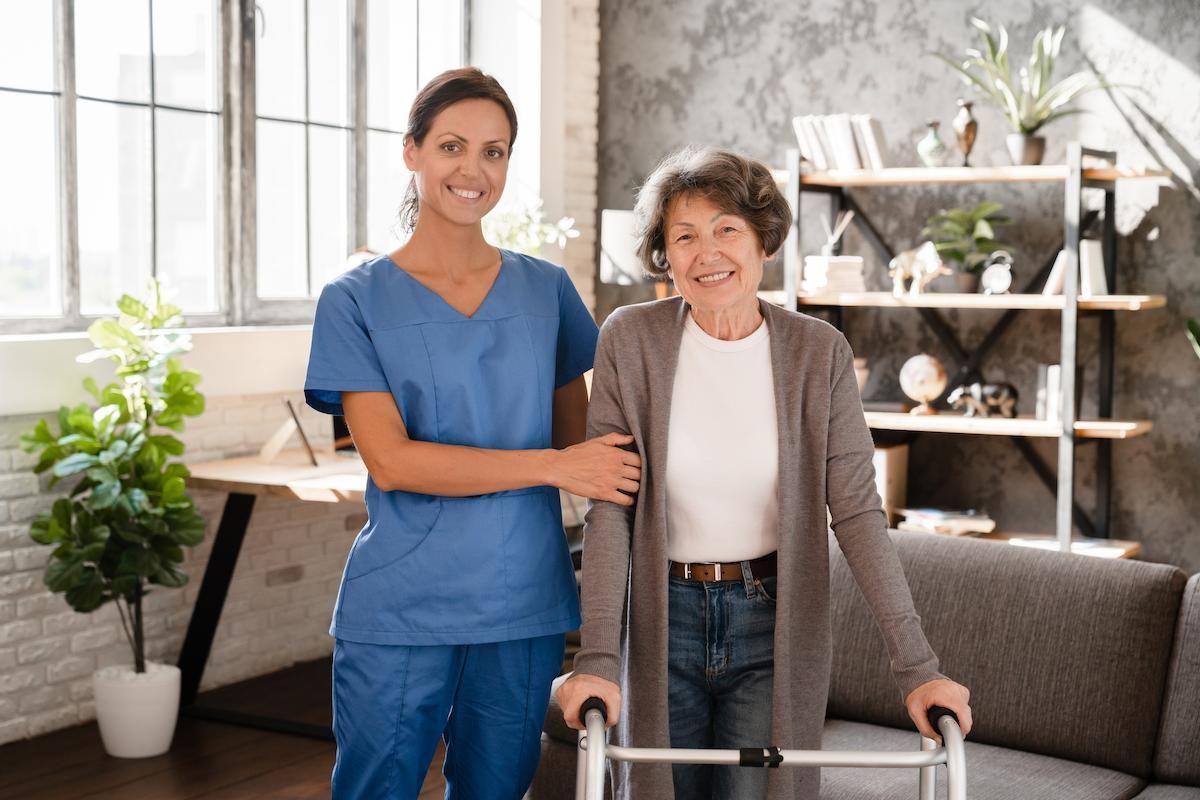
left=179, top=449, right=367, bottom=740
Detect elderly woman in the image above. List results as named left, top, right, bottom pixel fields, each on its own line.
left=557, top=147, right=973, bottom=800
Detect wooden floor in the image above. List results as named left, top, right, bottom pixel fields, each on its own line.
left=0, top=658, right=448, bottom=799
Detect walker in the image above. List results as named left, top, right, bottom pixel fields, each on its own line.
left=574, top=699, right=967, bottom=800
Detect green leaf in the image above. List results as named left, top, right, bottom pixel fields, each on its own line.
left=30, top=514, right=62, bottom=545
left=81, top=541, right=108, bottom=562
left=162, top=476, right=187, bottom=505
left=149, top=435, right=185, bottom=456
left=113, top=524, right=145, bottom=544
left=87, top=318, right=140, bottom=350
left=90, top=480, right=122, bottom=510
left=117, top=547, right=161, bottom=578
left=116, top=295, right=149, bottom=320
left=93, top=405, right=121, bottom=441
left=98, top=438, right=131, bottom=466
left=64, top=570, right=107, bottom=612
left=82, top=376, right=101, bottom=402
left=110, top=575, right=139, bottom=600
left=19, top=418, right=55, bottom=452
left=152, top=565, right=188, bottom=588
left=973, top=219, right=995, bottom=240
left=33, top=448, right=63, bottom=474
left=52, top=452, right=99, bottom=478
left=45, top=556, right=85, bottom=592
left=1187, top=319, right=1200, bottom=361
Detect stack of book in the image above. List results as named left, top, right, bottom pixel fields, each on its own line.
left=802, top=255, right=866, bottom=293
left=791, top=113, right=888, bottom=171
left=897, top=507, right=996, bottom=537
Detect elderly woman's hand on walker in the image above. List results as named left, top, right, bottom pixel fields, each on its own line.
left=905, top=677, right=973, bottom=743
left=558, top=673, right=623, bottom=730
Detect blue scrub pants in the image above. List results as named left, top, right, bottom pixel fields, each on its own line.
left=330, top=634, right=565, bottom=800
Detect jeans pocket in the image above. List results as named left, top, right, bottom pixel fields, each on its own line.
left=753, top=575, right=778, bottom=605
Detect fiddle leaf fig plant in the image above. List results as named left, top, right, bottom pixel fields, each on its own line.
left=937, top=18, right=1109, bottom=135
left=483, top=199, right=581, bottom=255
left=20, top=280, right=206, bottom=673
left=921, top=201, right=1013, bottom=274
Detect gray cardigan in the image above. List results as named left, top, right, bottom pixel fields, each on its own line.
left=573, top=297, right=943, bottom=800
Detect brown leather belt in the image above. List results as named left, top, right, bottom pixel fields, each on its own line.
left=668, top=551, right=777, bottom=583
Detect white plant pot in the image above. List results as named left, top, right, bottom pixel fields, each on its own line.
left=92, top=662, right=180, bottom=758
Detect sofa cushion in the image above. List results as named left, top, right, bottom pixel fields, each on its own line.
left=821, top=719, right=1145, bottom=800
left=1131, top=786, right=1200, bottom=800
left=828, top=532, right=1187, bottom=778
left=1155, top=573, right=1200, bottom=784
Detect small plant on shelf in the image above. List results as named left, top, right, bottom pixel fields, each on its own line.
left=936, top=18, right=1109, bottom=136
left=920, top=201, right=1012, bottom=274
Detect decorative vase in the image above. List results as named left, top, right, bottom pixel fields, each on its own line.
left=1006, top=133, right=1046, bottom=166
left=92, top=662, right=181, bottom=758
left=916, top=121, right=949, bottom=167
left=952, top=99, right=978, bottom=166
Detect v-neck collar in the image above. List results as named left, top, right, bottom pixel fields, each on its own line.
left=385, top=249, right=508, bottom=320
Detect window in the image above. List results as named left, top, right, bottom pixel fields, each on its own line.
left=0, top=0, right=467, bottom=333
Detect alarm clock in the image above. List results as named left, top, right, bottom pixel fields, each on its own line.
left=980, top=250, right=1014, bottom=295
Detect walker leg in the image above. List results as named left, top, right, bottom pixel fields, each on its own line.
left=918, top=736, right=936, bottom=800
left=575, top=730, right=588, bottom=800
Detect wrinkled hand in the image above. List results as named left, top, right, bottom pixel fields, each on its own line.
left=552, top=433, right=641, bottom=506
left=904, top=678, right=972, bottom=743
left=557, top=673, right=622, bottom=730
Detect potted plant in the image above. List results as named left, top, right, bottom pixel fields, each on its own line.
left=19, top=280, right=206, bottom=758
left=937, top=18, right=1110, bottom=165
left=921, top=201, right=1013, bottom=292
left=483, top=198, right=580, bottom=255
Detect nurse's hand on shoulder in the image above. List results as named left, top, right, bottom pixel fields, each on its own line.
left=557, top=673, right=622, bottom=730
left=904, top=677, right=973, bottom=744
left=550, top=432, right=641, bottom=506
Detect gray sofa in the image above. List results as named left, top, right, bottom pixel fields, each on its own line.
left=531, top=531, right=1200, bottom=799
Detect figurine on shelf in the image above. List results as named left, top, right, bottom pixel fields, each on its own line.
left=899, top=354, right=947, bottom=415
left=953, top=99, right=978, bottom=166
left=890, top=241, right=951, bottom=296
left=916, top=120, right=949, bottom=167
left=947, top=382, right=1019, bottom=418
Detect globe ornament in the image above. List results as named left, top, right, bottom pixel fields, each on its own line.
left=899, top=354, right=947, bottom=415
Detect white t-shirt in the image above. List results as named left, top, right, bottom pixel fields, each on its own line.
left=665, top=314, right=780, bottom=563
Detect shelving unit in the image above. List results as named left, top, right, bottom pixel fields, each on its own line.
left=777, top=146, right=1167, bottom=552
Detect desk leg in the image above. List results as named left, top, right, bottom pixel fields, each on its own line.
left=178, top=492, right=257, bottom=707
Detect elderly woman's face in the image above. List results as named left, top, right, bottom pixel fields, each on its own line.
left=664, top=192, right=765, bottom=316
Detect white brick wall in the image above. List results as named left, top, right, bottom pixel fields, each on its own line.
left=0, top=2, right=602, bottom=747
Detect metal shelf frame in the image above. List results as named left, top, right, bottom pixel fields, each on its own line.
left=781, top=144, right=1127, bottom=549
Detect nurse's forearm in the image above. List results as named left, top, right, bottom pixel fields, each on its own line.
left=371, top=440, right=561, bottom=495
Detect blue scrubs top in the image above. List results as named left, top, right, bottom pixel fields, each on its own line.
left=304, top=250, right=598, bottom=646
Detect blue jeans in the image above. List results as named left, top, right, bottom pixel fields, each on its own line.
left=668, top=566, right=777, bottom=800
left=330, top=634, right=565, bottom=799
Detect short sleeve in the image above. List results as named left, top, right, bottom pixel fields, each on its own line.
left=304, top=282, right=391, bottom=416
left=555, top=269, right=599, bottom=389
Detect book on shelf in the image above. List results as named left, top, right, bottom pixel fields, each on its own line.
left=898, top=507, right=996, bottom=536
left=801, top=254, right=866, bottom=293
left=791, top=113, right=887, bottom=172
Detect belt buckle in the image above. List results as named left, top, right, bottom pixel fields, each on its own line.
left=683, top=562, right=691, bottom=580
left=713, top=563, right=722, bottom=581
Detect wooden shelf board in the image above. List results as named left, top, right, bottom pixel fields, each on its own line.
left=863, top=411, right=1152, bottom=439
left=797, top=165, right=1170, bottom=188
left=976, top=532, right=1142, bottom=560
left=778, top=292, right=1165, bottom=311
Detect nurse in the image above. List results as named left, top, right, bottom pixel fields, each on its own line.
left=304, top=67, right=640, bottom=799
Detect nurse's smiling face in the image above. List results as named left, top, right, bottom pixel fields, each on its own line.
left=403, top=98, right=511, bottom=228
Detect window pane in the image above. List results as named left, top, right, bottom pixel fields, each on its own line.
left=309, top=126, right=349, bottom=292
left=0, top=0, right=56, bottom=91
left=152, top=0, right=220, bottom=111
left=417, top=0, right=462, bottom=86
left=255, top=0, right=304, bottom=119
left=0, top=93, right=60, bottom=316
left=78, top=100, right=152, bottom=315
left=75, top=0, right=151, bottom=103
left=256, top=119, right=307, bottom=298
left=156, top=109, right=219, bottom=312
left=308, top=0, right=348, bottom=126
left=367, top=130, right=408, bottom=254
left=367, top=0, right=415, bottom=131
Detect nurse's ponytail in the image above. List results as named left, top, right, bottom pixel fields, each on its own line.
left=398, top=67, right=519, bottom=233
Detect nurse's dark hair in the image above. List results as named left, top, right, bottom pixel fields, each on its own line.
left=398, top=67, right=518, bottom=234
left=633, top=146, right=792, bottom=277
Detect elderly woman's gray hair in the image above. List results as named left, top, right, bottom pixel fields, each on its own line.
left=633, top=146, right=792, bottom=277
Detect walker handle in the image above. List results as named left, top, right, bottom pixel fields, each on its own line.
left=581, top=696, right=608, bottom=724
left=928, top=705, right=959, bottom=728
